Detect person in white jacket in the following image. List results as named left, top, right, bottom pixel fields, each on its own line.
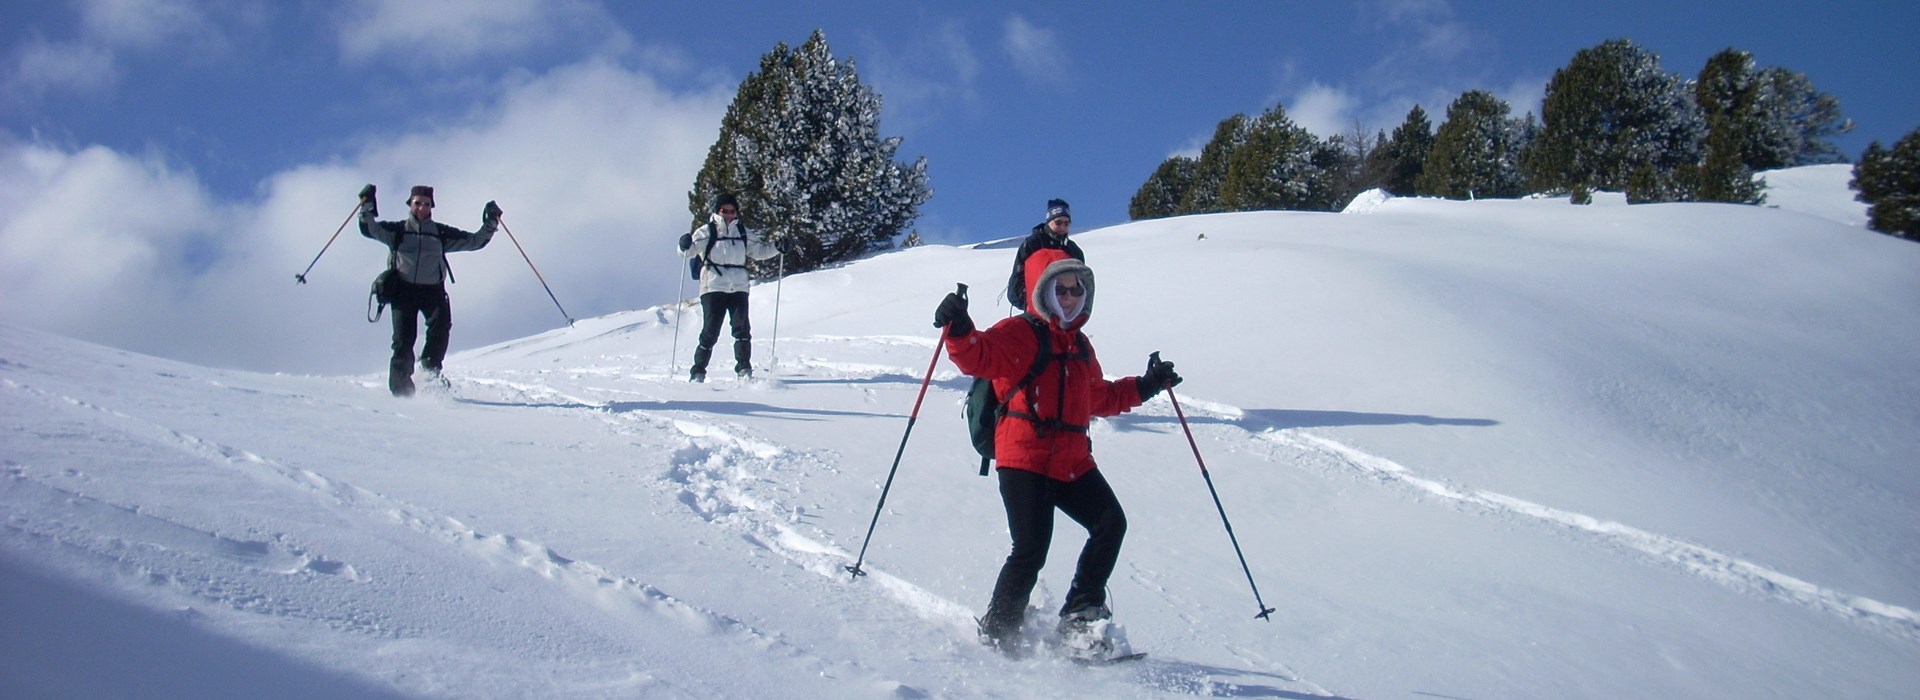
left=679, top=193, right=779, bottom=381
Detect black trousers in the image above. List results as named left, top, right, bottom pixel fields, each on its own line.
left=389, top=281, right=451, bottom=389
left=691, top=291, right=752, bottom=374
left=981, top=467, right=1127, bottom=636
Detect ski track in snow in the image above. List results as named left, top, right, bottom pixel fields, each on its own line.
left=1, top=375, right=920, bottom=695
left=451, top=341, right=1919, bottom=692
left=14, top=329, right=1910, bottom=696
left=658, top=355, right=1920, bottom=651
left=1196, top=413, right=1920, bottom=645
left=453, top=359, right=1340, bottom=696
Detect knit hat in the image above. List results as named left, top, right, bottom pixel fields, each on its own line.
left=1044, top=198, right=1070, bottom=224
left=713, top=193, right=739, bottom=212
left=409, top=185, right=434, bottom=202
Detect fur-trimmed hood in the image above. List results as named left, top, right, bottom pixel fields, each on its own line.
left=1023, top=247, right=1094, bottom=331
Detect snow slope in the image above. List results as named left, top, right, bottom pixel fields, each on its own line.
left=4, top=167, right=1917, bottom=698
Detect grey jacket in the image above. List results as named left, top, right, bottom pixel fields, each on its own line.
left=360, top=205, right=495, bottom=285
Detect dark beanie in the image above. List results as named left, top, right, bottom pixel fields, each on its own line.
left=713, top=193, right=739, bottom=212
left=1045, top=198, right=1070, bottom=223
left=409, top=185, right=434, bottom=201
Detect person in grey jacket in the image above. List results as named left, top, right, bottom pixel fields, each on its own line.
left=678, top=193, right=779, bottom=381
left=359, top=184, right=499, bottom=396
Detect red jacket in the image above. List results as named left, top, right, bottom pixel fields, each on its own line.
left=946, top=249, right=1143, bottom=482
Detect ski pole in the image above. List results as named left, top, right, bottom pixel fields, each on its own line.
left=496, top=217, right=575, bottom=327
left=770, top=243, right=785, bottom=370
left=845, top=283, right=963, bottom=580
left=671, top=252, right=686, bottom=375
left=1166, top=382, right=1277, bottom=621
left=294, top=200, right=362, bottom=284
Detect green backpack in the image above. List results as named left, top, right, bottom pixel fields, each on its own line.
left=964, top=315, right=1084, bottom=476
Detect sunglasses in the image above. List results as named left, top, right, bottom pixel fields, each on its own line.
left=1054, top=283, right=1085, bottom=298
left=718, top=207, right=738, bottom=214
left=409, top=200, right=434, bottom=208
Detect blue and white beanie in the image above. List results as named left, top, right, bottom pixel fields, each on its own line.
left=1045, top=198, right=1070, bottom=224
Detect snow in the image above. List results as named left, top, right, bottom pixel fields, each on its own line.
left=4, top=166, right=1916, bottom=698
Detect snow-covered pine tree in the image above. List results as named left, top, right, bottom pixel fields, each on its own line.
left=690, top=30, right=931, bottom=277
left=1418, top=90, right=1527, bottom=200
left=1524, top=38, right=1705, bottom=201
left=1852, top=129, right=1920, bottom=241
left=1755, top=67, right=1850, bottom=167
left=1129, top=156, right=1196, bottom=221
left=1176, top=114, right=1250, bottom=215
left=1218, top=103, right=1329, bottom=212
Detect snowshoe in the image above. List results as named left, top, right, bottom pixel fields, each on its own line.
left=1054, top=608, right=1132, bottom=663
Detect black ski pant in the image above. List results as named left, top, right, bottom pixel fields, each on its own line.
left=691, top=291, right=752, bottom=375
left=388, top=281, right=451, bottom=393
left=981, top=466, right=1127, bottom=637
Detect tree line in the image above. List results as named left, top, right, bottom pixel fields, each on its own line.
left=1128, top=38, right=1920, bottom=243
left=681, top=32, right=1916, bottom=278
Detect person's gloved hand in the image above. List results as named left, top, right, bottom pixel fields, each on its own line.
left=483, top=200, right=503, bottom=224
left=933, top=291, right=974, bottom=337
left=359, top=184, right=377, bottom=217
left=1137, top=351, right=1182, bottom=401
left=678, top=232, right=694, bottom=252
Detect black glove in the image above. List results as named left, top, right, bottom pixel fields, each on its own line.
left=1137, top=351, right=1181, bottom=401
left=358, top=184, right=377, bottom=217
left=483, top=200, right=503, bottom=224
left=678, top=232, right=694, bottom=252
left=933, top=292, right=974, bottom=337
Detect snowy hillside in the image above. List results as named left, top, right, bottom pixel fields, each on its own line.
left=4, top=168, right=1917, bottom=698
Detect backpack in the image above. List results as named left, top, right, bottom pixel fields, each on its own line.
left=686, top=222, right=720, bottom=280
left=964, top=315, right=1086, bottom=476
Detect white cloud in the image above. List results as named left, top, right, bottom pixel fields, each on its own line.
left=1000, top=14, right=1068, bottom=86
left=4, top=0, right=226, bottom=99
left=1289, top=82, right=1360, bottom=138
left=1495, top=75, right=1548, bottom=120
left=5, top=38, right=117, bottom=97
left=336, top=0, right=620, bottom=68
left=862, top=20, right=982, bottom=132
left=0, top=59, right=732, bottom=374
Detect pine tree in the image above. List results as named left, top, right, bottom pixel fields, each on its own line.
left=1756, top=67, right=1850, bottom=166
left=1695, top=48, right=1849, bottom=173
left=1524, top=38, right=1705, bottom=200
left=1694, top=49, right=1765, bottom=203
left=1378, top=105, right=1434, bottom=196
left=1218, top=103, right=1329, bottom=212
left=1852, top=129, right=1920, bottom=241
left=1177, top=114, right=1250, bottom=215
left=1129, top=156, right=1196, bottom=221
left=691, top=30, right=931, bottom=276
left=1417, top=90, right=1527, bottom=200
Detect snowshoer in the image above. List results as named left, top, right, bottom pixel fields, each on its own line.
left=1004, top=198, right=1084, bottom=311
left=359, top=184, right=498, bottom=397
left=680, top=193, right=779, bottom=381
left=935, top=247, right=1182, bottom=654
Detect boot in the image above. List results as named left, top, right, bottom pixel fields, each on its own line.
left=732, top=339, right=753, bottom=378
left=690, top=345, right=712, bottom=382
left=1056, top=606, right=1115, bottom=660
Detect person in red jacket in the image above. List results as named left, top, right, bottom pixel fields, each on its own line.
left=934, top=247, right=1182, bottom=653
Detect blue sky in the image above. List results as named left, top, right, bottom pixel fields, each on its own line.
left=2, top=0, right=1916, bottom=374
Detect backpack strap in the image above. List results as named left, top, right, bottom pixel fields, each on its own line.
left=996, top=319, right=1091, bottom=444
left=978, top=317, right=1052, bottom=476
left=703, top=221, right=754, bottom=271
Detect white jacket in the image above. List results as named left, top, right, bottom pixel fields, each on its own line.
left=682, top=214, right=779, bottom=294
